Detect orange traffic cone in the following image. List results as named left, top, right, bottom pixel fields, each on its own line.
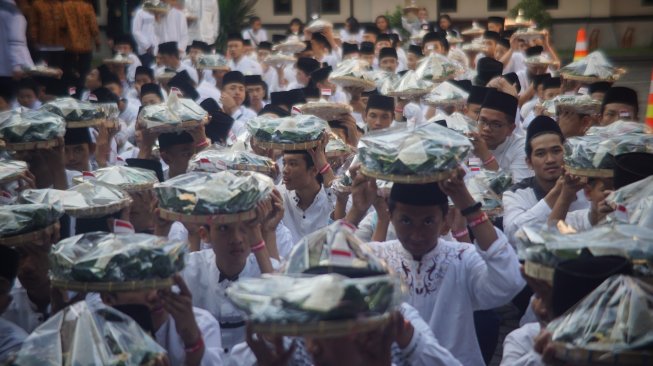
left=646, top=68, right=653, bottom=128
left=573, top=28, right=588, bottom=61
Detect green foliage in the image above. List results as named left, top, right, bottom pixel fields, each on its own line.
left=216, top=0, right=258, bottom=53
left=385, top=5, right=411, bottom=42
left=509, top=0, right=553, bottom=29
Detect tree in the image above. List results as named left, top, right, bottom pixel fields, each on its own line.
left=509, top=0, right=553, bottom=29
left=216, top=0, right=258, bottom=53
left=385, top=6, right=411, bottom=41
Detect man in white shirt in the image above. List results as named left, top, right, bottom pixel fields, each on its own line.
left=132, top=5, right=158, bottom=60
left=469, top=89, right=533, bottom=181
left=344, top=169, right=525, bottom=366
left=0, top=246, right=27, bottom=363
left=220, top=71, right=256, bottom=137
left=241, top=16, right=268, bottom=47
left=287, top=57, right=320, bottom=90
left=309, top=66, right=348, bottom=104
left=185, top=0, right=219, bottom=46
left=309, top=32, right=339, bottom=68
left=155, top=41, right=199, bottom=84
left=155, top=0, right=189, bottom=54
left=226, top=33, right=262, bottom=76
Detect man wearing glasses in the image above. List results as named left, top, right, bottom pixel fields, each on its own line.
left=468, top=89, right=533, bottom=181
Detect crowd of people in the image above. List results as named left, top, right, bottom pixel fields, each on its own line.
left=0, top=0, right=651, bottom=365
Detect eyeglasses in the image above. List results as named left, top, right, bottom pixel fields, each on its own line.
left=477, top=118, right=507, bottom=131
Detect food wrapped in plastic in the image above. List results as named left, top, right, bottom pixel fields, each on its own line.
left=370, top=70, right=400, bottom=95
left=137, top=93, right=208, bottom=133
left=94, top=102, right=121, bottom=128
left=247, top=114, right=328, bottom=148
left=512, top=27, right=545, bottom=41
left=461, top=37, right=489, bottom=53
left=20, top=183, right=132, bottom=218
left=0, top=158, right=27, bottom=184
left=524, top=54, right=555, bottom=67
left=142, top=0, right=168, bottom=14
left=331, top=174, right=352, bottom=194
left=461, top=21, right=485, bottom=36
left=300, top=100, right=352, bottom=121
left=263, top=53, right=296, bottom=68
left=187, top=145, right=276, bottom=175
left=427, top=112, right=478, bottom=135
left=585, top=120, right=649, bottom=137
left=358, top=123, right=472, bottom=183
left=24, top=62, right=61, bottom=77
left=50, top=232, right=185, bottom=283
left=0, top=203, right=63, bottom=239
left=553, top=94, right=602, bottom=116
left=595, top=133, right=653, bottom=162
left=41, top=97, right=107, bottom=126
left=154, top=170, right=273, bottom=216
left=547, top=275, right=653, bottom=355
left=559, top=51, right=626, bottom=82
left=385, top=70, right=434, bottom=98
left=446, top=34, right=464, bottom=45
left=0, top=108, right=65, bottom=143
left=466, top=169, right=513, bottom=217
left=272, top=36, right=306, bottom=54
left=12, top=301, right=166, bottom=366
left=305, top=19, right=333, bottom=32
left=195, top=54, right=229, bottom=70
left=415, top=53, right=464, bottom=82
left=102, top=53, right=133, bottom=64
left=410, top=29, right=429, bottom=44
left=605, top=175, right=653, bottom=228
left=328, top=59, right=376, bottom=91
left=325, top=132, right=353, bottom=158
left=73, top=166, right=158, bottom=191
left=422, top=81, right=469, bottom=107
left=564, top=135, right=616, bottom=176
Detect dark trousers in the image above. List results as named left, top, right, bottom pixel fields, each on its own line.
left=38, top=50, right=65, bottom=69
left=63, top=51, right=93, bottom=96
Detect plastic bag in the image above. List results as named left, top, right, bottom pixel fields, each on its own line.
left=328, top=59, right=376, bottom=91
left=143, top=0, right=169, bottom=13
left=272, top=36, right=306, bottom=54
left=386, top=70, right=434, bottom=98
left=196, top=54, right=229, bottom=70
left=466, top=169, right=512, bottom=217
left=564, top=135, right=615, bottom=171
left=605, top=175, right=653, bottom=228
left=12, top=301, right=166, bottom=365
left=73, top=166, right=158, bottom=191
left=50, top=232, right=185, bottom=283
left=553, top=94, right=602, bottom=115
left=263, top=53, right=296, bottom=68
left=415, top=53, right=465, bottom=82
left=187, top=145, right=276, bottom=175
left=137, top=94, right=208, bottom=131
left=548, top=275, right=653, bottom=352
left=0, top=158, right=27, bottom=183
left=358, top=122, right=472, bottom=178
left=0, top=108, right=66, bottom=143
left=305, top=19, right=333, bottom=33
left=422, top=81, right=469, bottom=107
left=441, top=112, right=478, bottom=134
left=0, top=203, right=63, bottom=238
left=586, top=120, right=648, bottom=137
left=154, top=170, right=274, bottom=215
left=247, top=114, right=328, bottom=145
left=40, top=97, right=105, bottom=122
left=461, top=37, right=488, bottom=53
left=559, top=51, right=625, bottom=81
left=595, top=133, right=653, bottom=163
left=461, top=21, right=485, bottom=36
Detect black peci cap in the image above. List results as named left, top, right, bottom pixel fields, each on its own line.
left=481, top=89, right=518, bottom=120
left=158, top=42, right=178, bottom=55
left=190, top=40, right=211, bottom=53
left=310, top=66, right=332, bottom=83
left=467, top=85, right=491, bottom=105
left=222, top=71, right=246, bottom=86
left=379, top=47, right=398, bottom=60
left=296, top=57, right=321, bottom=75
left=360, top=42, right=375, bottom=55
left=65, top=127, right=93, bottom=146
left=342, top=42, right=359, bottom=56
left=168, top=71, right=199, bottom=100
left=366, top=94, right=395, bottom=112
left=408, top=44, right=423, bottom=57
left=158, top=131, right=194, bottom=150
left=140, top=83, right=163, bottom=99
left=474, top=57, right=503, bottom=86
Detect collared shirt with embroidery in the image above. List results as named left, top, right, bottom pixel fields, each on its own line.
left=279, top=184, right=336, bottom=244
left=370, top=229, right=525, bottom=366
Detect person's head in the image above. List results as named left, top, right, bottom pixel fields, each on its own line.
left=613, top=152, right=653, bottom=190
left=341, top=42, right=359, bottom=60
left=114, top=34, right=135, bottom=55
left=482, top=31, right=500, bottom=58
left=422, top=32, right=448, bottom=56
left=600, top=86, right=639, bottom=126
left=226, top=33, right=245, bottom=60
left=201, top=98, right=235, bottom=143
left=102, top=72, right=124, bottom=99
left=85, top=67, right=103, bottom=91
left=364, top=94, right=394, bottom=131
left=16, top=78, right=38, bottom=109
left=256, top=41, right=273, bottom=61
left=542, top=77, right=561, bottom=101
left=375, top=34, right=392, bottom=53
left=140, top=83, right=163, bottom=105
left=525, top=116, right=565, bottom=184
left=583, top=177, right=614, bottom=205
left=134, top=66, right=154, bottom=91
left=64, top=127, right=94, bottom=172
left=406, top=45, right=423, bottom=70
left=465, top=85, right=490, bottom=120
left=270, top=89, right=306, bottom=112
left=478, top=89, right=518, bottom=149
left=375, top=15, right=390, bottom=32
left=389, top=183, right=448, bottom=259
left=212, top=68, right=230, bottom=89
left=250, top=16, right=262, bottom=31
left=417, top=7, right=428, bottom=20
left=245, top=75, right=267, bottom=105
left=101, top=289, right=168, bottom=330
left=188, top=40, right=210, bottom=62
left=0, top=245, right=19, bottom=314
left=487, top=16, right=505, bottom=33
left=588, top=81, right=611, bottom=101
left=282, top=150, right=322, bottom=190
left=13, top=223, right=59, bottom=298
left=311, top=66, right=335, bottom=91
left=305, top=322, right=393, bottom=366
left=362, top=25, right=380, bottom=43
left=199, top=218, right=259, bottom=275
left=474, top=57, right=503, bottom=87
left=158, top=132, right=195, bottom=178
left=532, top=73, right=551, bottom=99
left=378, top=48, right=398, bottom=72
left=438, top=14, right=452, bottom=30
left=289, top=18, right=303, bottom=34
left=310, top=33, right=332, bottom=58
left=295, top=57, right=320, bottom=86
left=222, top=71, right=246, bottom=106
left=556, top=97, right=599, bottom=138
left=345, top=17, right=360, bottom=33
left=157, top=41, right=180, bottom=66
left=359, top=42, right=375, bottom=66
left=0, top=85, right=13, bottom=112
left=128, top=189, right=157, bottom=233
left=495, top=38, right=510, bottom=60
left=168, top=70, right=199, bottom=100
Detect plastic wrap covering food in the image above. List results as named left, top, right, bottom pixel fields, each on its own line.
left=20, top=183, right=132, bottom=218
left=24, top=62, right=61, bottom=77
left=524, top=54, right=554, bottom=67
left=272, top=36, right=306, bottom=54
left=586, top=120, right=648, bottom=137
left=0, top=108, right=65, bottom=143
left=143, top=0, right=169, bottom=13
left=12, top=301, right=165, bottom=366
left=415, top=53, right=464, bottom=82
left=283, top=221, right=390, bottom=275
left=461, top=21, right=485, bottom=36
left=559, top=51, right=626, bottom=82
left=50, top=232, right=185, bottom=283
left=0, top=203, right=63, bottom=238
left=0, top=158, right=27, bottom=183
left=137, top=93, right=208, bottom=133
left=386, top=70, right=434, bottom=98
left=187, top=145, right=275, bottom=175
left=73, top=166, right=158, bottom=191
left=41, top=97, right=105, bottom=123
left=427, top=112, right=478, bottom=135
left=466, top=169, right=512, bottom=217
left=512, top=27, right=545, bottom=41
left=410, top=29, right=428, bottom=44
left=461, top=37, right=489, bottom=53
left=196, top=54, right=229, bottom=70
left=422, top=81, right=469, bottom=107
left=325, top=132, right=353, bottom=158
left=358, top=123, right=472, bottom=182
left=103, top=53, right=133, bottom=64
left=548, top=275, right=653, bottom=353
left=595, top=133, right=653, bottom=163
left=563, top=135, right=615, bottom=176
left=305, top=19, right=333, bottom=32
left=446, top=34, right=464, bottom=44
left=328, top=59, right=376, bottom=91
left=331, top=172, right=353, bottom=194
left=263, top=53, right=296, bottom=68
left=553, top=94, right=602, bottom=115
left=154, top=171, right=273, bottom=215
left=300, top=100, right=352, bottom=121
left=247, top=114, right=328, bottom=146
left=605, top=175, right=653, bottom=228
left=370, top=70, right=400, bottom=95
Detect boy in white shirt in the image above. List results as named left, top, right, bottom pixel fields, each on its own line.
left=241, top=16, right=268, bottom=47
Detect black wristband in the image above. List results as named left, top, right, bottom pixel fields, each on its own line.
left=460, top=201, right=482, bottom=216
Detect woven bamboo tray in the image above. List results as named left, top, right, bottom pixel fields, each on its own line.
left=195, top=64, right=230, bottom=71
left=300, top=103, right=352, bottom=121
left=51, top=277, right=174, bottom=292
left=26, top=68, right=61, bottom=77
left=157, top=207, right=257, bottom=225
left=524, top=260, right=554, bottom=284
left=273, top=41, right=307, bottom=54
left=250, top=313, right=391, bottom=338
left=5, top=138, right=60, bottom=151
left=565, top=166, right=614, bottom=178
left=230, top=163, right=274, bottom=175
left=329, top=76, right=376, bottom=92
left=360, top=166, right=455, bottom=184
left=252, top=137, right=320, bottom=151
left=560, top=69, right=625, bottom=83
left=385, top=89, right=431, bottom=99
left=65, top=196, right=132, bottom=219
left=144, top=118, right=205, bottom=134
left=72, top=176, right=155, bottom=192
left=552, top=342, right=653, bottom=365
left=66, top=118, right=106, bottom=128
left=421, top=98, right=466, bottom=108
left=0, top=223, right=58, bottom=246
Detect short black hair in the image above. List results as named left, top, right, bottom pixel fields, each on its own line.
left=525, top=131, right=564, bottom=158
left=283, top=150, right=323, bottom=184
left=250, top=16, right=261, bottom=24
left=387, top=197, right=449, bottom=217
left=345, top=17, right=360, bottom=33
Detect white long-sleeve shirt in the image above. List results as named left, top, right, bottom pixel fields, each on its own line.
left=489, top=132, right=533, bottom=182
left=186, top=0, right=219, bottom=45
left=242, top=28, right=268, bottom=46
left=0, top=0, right=33, bottom=77
left=371, top=229, right=525, bottom=366
left=228, top=55, right=263, bottom=76
left=500, top=322, right=544, bottom=366
left=279, top=184, right=336, bottom=244
left=131, top=8, right=158, bottom=55
left=155, top=7, right=189, bottom=53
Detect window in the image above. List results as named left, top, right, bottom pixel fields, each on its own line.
left=440, top=0, right=457, bottom=12
left=274, top=0, right=292, bottom=15
left=487, top=0, right=507, bottom=11
left=321, top=0, right=340, bottom=14
left=543, top=0, right=559, bottom=9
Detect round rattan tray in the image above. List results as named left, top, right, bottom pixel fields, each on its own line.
left=524, top=260, right=554, bottom=284
left=144, top=118, right=206, bottom=134
left=252, top=138, right=320, bottom=151
left=65, top=196, right=133, bottom=219
left=329, top=76, right=376, bottom=92
left=157, top=207, right=257, bottom=225
left=565, top=166, right=614, bottom=178
left=552, top=342, right=653, bottom=365
left=249, top=313, right=392, bottom=338
left=359, top=166, right=455, bottom=184
left=51, top=277, right=174, bottom=292
left=5, top=139, right=60, bottom=151
left=0, top=223, right=58, bottom=246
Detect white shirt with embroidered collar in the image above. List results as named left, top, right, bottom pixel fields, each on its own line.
left=278, top=183, right=336, bottom=245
